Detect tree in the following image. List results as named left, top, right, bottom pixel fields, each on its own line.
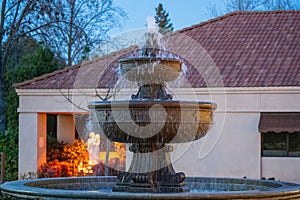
left=208, top=0, right=300, bottom=18
left=43, top=0, right=126, bottom=66
left=260, top=0, right=300, bottom=10
left=0, top=0, right=62, bottom=133
left=0, top=0, right=126, bottom=133
left=224, top=0, right=262, bottom=11
left=154, top=3, right=174, bottom=34
left=0, top=38, right=63, bottom=181
left=0, top=129, right=18, bottom=181
left=5, top=38, right=65, bottom=130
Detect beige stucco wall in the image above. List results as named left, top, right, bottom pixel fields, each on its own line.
left=19, top=113, right=47, bottom=177
left=16, top=87, right=300, bottom=183
left=171, top=112, right=261, bottom=179
left=57, top=115, right=75, bottom=144
left=262, top=157, right=300, bottom=183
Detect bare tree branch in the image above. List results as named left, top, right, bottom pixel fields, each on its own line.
left=95, top=87, right=112, bottom=101
left=58, top=87, right=114, bottom=112
left=207, top=0, right=300, bottom=18
left=58, top=88, right=89, bottom=112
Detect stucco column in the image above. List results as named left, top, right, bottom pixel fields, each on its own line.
left=57, top=115, right=75, bottom=144
left=18, top=113, right=46, bottom=178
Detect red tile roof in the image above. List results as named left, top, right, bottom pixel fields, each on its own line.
left=14, top=11, right=300, bottom=89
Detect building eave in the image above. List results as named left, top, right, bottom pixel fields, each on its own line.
left=15, top=86, right=300, bottom=96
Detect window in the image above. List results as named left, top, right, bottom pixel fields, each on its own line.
left=262, top=132, right=300, bottom=157
left=289, top=132, right=300, bottom=156
left=259, top=112, right=300, bottom=157
left=47, top=114, right=57, bottom=139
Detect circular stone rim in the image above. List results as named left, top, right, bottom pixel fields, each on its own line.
left=2, top=176, right=300, bottom=199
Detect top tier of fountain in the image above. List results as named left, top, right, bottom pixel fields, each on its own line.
left=119, top=17, right=181, bottom=87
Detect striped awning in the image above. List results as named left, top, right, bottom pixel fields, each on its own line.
left=259, top=113, right=300, bottom=133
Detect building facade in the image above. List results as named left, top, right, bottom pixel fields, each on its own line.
left=15, top=11, right=300, bottom=183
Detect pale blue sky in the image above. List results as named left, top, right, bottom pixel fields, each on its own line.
left=112, top=0, right=224, bottom=34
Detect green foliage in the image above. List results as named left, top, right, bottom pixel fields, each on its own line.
left=5, top=38, right=65, bottom=130
left=6, top=39, right=64, bottom=84
left=81, top=45, right=91, bottom=62
left=0, top=38, right=65, bottom=181
left=155, top=3, right=174, bottom=34
left=0, top=129, right=18, bottom=181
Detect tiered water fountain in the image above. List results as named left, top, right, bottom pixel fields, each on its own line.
left=88, top=25, right=216, bottom=193
left=1, top=18, right=300, bottom=199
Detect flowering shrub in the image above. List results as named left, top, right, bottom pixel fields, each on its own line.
left=41, top=136, right=126, bottom=178
left=42, top=137, right=88, bottom=177
left=47, top=136, right=88, bottom=164
left=46, top=136, right=65, bottom=162
left=62, top=139, right=88, bottom=165
left=38, top=160, right=71, bottom=178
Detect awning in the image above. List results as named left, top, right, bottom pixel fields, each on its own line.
left=259, top=113, right=300, bottom=133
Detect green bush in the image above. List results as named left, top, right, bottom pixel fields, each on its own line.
left=2, top=39, right=65, bottom=181
left=5, top=41, right=65, bottom=130
left=0, top=129, right=18, bottom=181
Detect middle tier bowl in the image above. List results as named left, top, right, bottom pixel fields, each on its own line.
left=119, top=57, right=182, bottom=84
left=88, top=100, right=216, bottom=144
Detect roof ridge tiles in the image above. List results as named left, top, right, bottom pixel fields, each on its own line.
left=175, top=12, right=239, bottom=34
left=177, top=10, right=300, bottom=34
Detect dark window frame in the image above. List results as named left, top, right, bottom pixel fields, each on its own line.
left=47, top=114, right=58, bottom=139
left=262, top=131, right=300, bottom=157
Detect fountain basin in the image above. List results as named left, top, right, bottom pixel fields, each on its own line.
left=88, top=100, right=216, bottom=144
left=2, top=176, right=300, bottom=199
left=119, top=57, right=181, bottom=84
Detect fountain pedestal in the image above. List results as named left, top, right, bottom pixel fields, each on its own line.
left=113, top=144, right=188, bottom=193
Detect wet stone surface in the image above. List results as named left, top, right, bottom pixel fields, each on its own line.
left=2, top=176, right=300, bottom=199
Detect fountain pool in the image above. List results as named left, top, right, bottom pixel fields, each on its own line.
left=2, top=176, right=300, bottom=199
